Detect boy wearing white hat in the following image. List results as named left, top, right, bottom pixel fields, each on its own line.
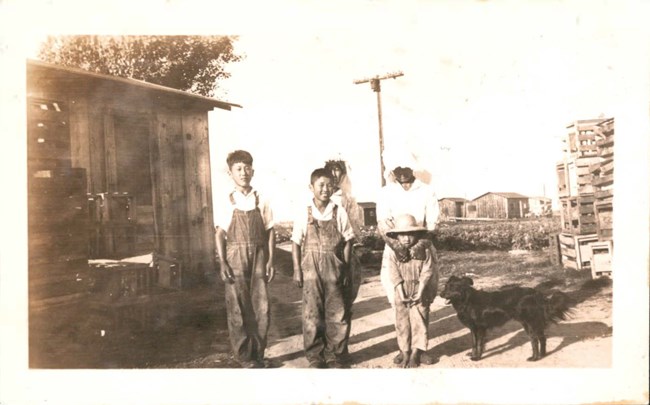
left=377, top=153, right=440, bottom=305
left=385, top=214, right=439, bottom=367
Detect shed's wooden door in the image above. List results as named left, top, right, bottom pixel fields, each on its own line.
left=113, top=114, right=155, bottom=256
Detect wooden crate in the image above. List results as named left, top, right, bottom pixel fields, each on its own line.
left=589, top=241, right=612, bottom=278
left=91, top=263, right=158, bottom=299
left=559, top=195, right=597, bottom=234
left=592, top=117, right=613, bottom=149
left=564, top=119, right=602, bottom=158
left=559, top=233, right=599, bottom=270
left=594, top=201, right=613, bottom=241
left=556, top=162, right=569, bottom=197
left=566, top=156, right=601, bottom=196
left=29, top=260, right=91, bottom=302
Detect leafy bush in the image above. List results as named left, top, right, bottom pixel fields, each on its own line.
left=276, top=218, right=560, bottom=252
left=432, top=218, right=561, bottom=251
left=274, top=222, right=293, bottom=244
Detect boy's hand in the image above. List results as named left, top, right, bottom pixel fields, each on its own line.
left=220, top=262, right=235, bottom=284
left=410, top=291, right=422, bottom=307
left=293, top=268, right=303, bottom=288
left=410, top=286, right=426, bottom=307
left=265, top=261, right=275, bottom=283
left=396, top=284, right=409, bottom=305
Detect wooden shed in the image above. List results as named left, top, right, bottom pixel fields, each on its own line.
left=466, top=192, right=529, bottom=219
left=438, top=197, right=468, bottom=219
left=358, top=202, right=377, bottom=226
left=528, top=196, right=552, bottom=217
left=27, top=59, right=240, bottom=295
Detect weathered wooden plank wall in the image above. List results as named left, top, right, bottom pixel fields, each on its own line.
left=150, top=109, right=188, bottom=288
left=476, top=194, right=507, bottom=219
left=181, top=111, right=216, bottom=282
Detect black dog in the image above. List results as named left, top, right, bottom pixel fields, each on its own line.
left=439, top=275, right=571, bottom=361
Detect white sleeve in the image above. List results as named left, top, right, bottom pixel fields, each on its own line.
left=425, top=188, right=440, bottom=231
left=214, top=194, right=232, bottom=230
left=261, top=195, right=275, bottom=230
left=337, top=206, right=356, bottom=241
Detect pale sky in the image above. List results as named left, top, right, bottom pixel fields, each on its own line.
left=207, top=2, right=622, bottom=220
left=11, top=1, right=629, bottom=220
left=1, top=1, right=649, bottom=404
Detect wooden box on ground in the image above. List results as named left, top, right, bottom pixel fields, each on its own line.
left=589, top=241, right=613, bottom=278
left=29, top=260, right=91, bottom=304
left=559, top=233, right=598, bottom=270
left=90, top=262, right=158, bottom=299
left=28, top=167, right=91, bottom=304
left=559, top=195, right=597, bottom=235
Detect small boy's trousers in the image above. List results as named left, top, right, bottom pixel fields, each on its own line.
left=394, top=302, right=429, bottom=353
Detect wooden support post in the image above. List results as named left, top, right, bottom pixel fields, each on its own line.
left=354, top=71, right=404, bottom=188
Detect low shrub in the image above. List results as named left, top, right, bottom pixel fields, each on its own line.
left=432, top=217, right=561, bottom=251
left=276, top=218, right=560, bottom=252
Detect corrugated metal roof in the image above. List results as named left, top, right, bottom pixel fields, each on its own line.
left=27, top=59, right=242, bottom=111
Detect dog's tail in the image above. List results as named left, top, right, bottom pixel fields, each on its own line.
left=544, top=291, right=573, bottom=324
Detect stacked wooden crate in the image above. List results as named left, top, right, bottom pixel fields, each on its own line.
left=28, top=167, right=91, bottom=302
left=556, top=119, right=604, bottom=271
left=588, top=118, right=614, bottom=277
left=555, top=118, right=614, bottom=276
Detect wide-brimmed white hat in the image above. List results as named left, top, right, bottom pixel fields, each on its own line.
left=386, top=214, right=427, bottom=237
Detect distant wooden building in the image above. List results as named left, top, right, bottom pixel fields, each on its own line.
left=438, top=197, right=468, bottom=219
left=27, top=60, right=240, bottom=295
left=528, top=196, right=552, bottom=217
left=466, top=192, right=529, bottom=219
left=358, top=202, right=377, bottom=226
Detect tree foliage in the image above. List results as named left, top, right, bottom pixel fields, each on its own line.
left=38, top=35, right=243, bottom=97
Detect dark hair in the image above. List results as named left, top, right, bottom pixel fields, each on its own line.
left=226, top=150, right=253, bottom=168
left=310, top=168, right=334, bottom=185
left=324, top=160, right=347, bottom=175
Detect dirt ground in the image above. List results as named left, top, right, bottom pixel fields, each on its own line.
left=29, top=245, right=612, bottom=369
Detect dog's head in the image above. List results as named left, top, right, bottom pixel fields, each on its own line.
left=439, top=275, right=474, bottom=304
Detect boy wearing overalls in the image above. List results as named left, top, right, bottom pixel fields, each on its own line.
left=215, top=150, right=275, bottom=368
left=291, top=168, right=355, bottom=368
left=385, top=214, right=439, bottom=368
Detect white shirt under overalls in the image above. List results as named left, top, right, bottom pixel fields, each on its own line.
left=291, top=200, right=355, bottom=246
left=215, top=188, right=274, bottom=231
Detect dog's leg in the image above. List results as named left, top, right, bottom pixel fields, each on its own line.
left=539, top=335, right=547, bottom=357
left=468, top=328, right=479, bottom=359
left=527, top=336, right=540, bottom=361
left=472, top=328, right=486, bottom=361
left=470, top=328, right=485, bottom=361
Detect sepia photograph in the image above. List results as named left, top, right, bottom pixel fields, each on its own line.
left=1, top=0, right=648, bottom=404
